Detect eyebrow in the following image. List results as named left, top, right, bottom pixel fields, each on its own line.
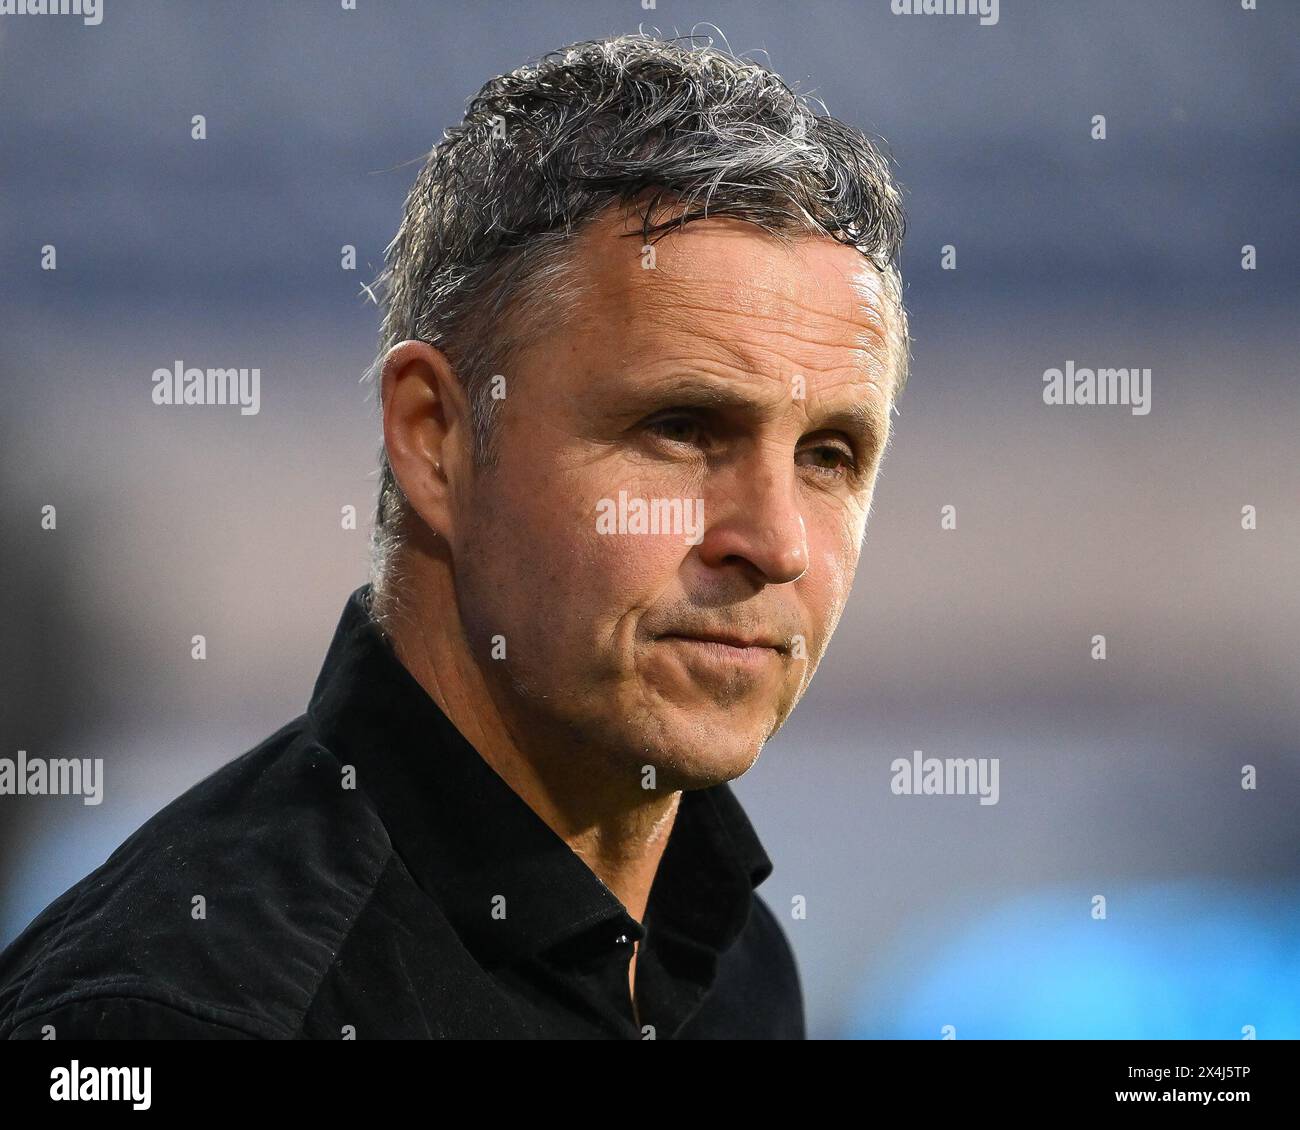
left=624, top=374, right=889, bottom=447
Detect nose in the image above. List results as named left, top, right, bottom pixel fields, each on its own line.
left=693, top=452, right=808, bottom=585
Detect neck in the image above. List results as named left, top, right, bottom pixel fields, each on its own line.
left=373, top=545, right=680, bottom=926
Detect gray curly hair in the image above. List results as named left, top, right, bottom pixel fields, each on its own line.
left=365, top=30, right=909, bottom=612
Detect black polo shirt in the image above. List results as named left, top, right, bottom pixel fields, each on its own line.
left=0, top=586, right=804, bottom=1039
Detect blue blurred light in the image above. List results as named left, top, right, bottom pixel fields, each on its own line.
left=848, top=879, right=1300, bottom=1039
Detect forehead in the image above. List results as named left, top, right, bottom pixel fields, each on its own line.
left=562, top=205, right=897, bottom=394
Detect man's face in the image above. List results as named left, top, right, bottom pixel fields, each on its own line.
left=450, top=206, right=896, bottom=791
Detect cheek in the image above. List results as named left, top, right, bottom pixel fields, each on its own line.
left=463, top=471, right=684, bottom=659
left=806, top=512, right=863, bottom=642
left=573, top=494, right=694, bottom=651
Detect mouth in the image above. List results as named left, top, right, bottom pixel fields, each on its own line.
left=657, top=632, right=786, bottom=668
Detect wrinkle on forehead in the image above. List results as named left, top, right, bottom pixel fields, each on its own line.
left=576, top=216, right=897, bottom=392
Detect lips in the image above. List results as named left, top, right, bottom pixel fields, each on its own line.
left=657, top=635, right=783, bottom=682
left=659, top=631, right=786, bottom=654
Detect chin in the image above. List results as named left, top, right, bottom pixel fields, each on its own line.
left=648, top=722, right=768, bottom=790
left=558, top=695, right=775, bottom=791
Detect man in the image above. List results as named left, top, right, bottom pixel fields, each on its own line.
left=0, top=32, right=907, bottom=1039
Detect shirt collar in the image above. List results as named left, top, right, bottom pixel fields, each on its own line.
left=305, top=585, right=773, bottom=970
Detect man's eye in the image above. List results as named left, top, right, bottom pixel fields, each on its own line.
left=797, top=444, right=857, bottom=476
left=646, top=414, right=705, bottom=446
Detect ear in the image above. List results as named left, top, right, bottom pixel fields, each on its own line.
left=379, top=340, right=472, bottom=543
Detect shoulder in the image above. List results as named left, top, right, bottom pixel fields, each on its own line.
left=4, top=994, right=265, bottom=1039
left=0, top=718, right=393, bottom=1040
